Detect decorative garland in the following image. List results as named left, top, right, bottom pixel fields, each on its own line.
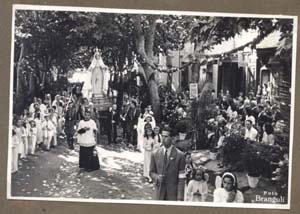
left=136, top=54, right=197, bottom=74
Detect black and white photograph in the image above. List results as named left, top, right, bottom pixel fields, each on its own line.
left=7, top=4, right=297, bottom=209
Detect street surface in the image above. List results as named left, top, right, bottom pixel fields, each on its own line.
left=11, top=137, right=154, bottom=200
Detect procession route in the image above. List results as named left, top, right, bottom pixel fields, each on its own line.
left=11, top=138, right=154, bottom=200
left=10, top=137, right=278, bottom=203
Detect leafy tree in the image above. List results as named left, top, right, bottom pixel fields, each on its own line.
left=14, top=10, right=293, bottom=118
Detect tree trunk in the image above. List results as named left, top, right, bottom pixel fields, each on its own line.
left=133, top=14, right=161, bottom=121
left=29, top=71, right=34, bottom=95
left=148, top=75, right=161, bottom=123
left=16, top=42, right=25, bottom=96
left=116, top=72, right=124, bottom=120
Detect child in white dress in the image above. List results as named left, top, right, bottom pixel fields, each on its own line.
left=28, top=120, right=38, bottom=155
left=14, top=119, right=23, bottom=159
left=213, top=172, right=244, bottom=203
left=186, top=168, right=209, bottom=202
left=11, top=127, right=20, bottom=173
left=21, top=120, right=29, bottom=159
left=50, top=109, right=58, bottom=147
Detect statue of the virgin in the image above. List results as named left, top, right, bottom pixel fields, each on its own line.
left=88, top=48, right=110, bottom=97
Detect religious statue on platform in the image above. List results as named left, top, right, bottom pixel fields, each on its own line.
left=88, top=48, right=110, bottom=97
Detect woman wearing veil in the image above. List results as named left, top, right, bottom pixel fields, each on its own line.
left=89, top=48, right=110, bottom=97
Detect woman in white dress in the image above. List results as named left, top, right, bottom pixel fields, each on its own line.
left=56, top=101, right=65, bottom=135
left=49, top=108, right=58, bottom=147
left=213, top=172, right=244, bottom=203
left=34, top=112, right=43, bottom=146
left=137, top=113, right=156, bottom=152
left=136, top=113, right=145, bottom=153
left=142, top=123, right=155, bottom=182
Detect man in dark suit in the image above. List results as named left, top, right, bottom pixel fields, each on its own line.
left=150, top=127, right=186, bottom=201
left=125, top=99, right=140, bottom=146
left=107, top=104, right=118, bottom=144
left=64, top=102, right=77, bottom=150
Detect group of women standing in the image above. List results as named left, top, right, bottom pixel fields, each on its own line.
left=135, top=106, right=163, bottom=182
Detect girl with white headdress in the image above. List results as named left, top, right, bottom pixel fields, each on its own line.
left=137, top=112, right=156, bottom=153
left=213, top=172, right=244, bottom=203
left=28, top=119, right=38, bottom=155
left=15, top=119, right=23, bottom=159
left=142, top=123, right=155, bottom=182
left=20, top=119, right=29, bottom=158
left=143, top=113, right=156, bottom=130
left=89, top=48, right=110, bottom=97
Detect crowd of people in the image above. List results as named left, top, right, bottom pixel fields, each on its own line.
left=204, top=88, right=286, bottom=154
left=119, top=84, right=287, bottom=202
left=11, top=93, right=72, bottom=173
left=10, top=80, right=288, bottom=203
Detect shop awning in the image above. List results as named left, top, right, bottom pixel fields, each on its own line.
left=203, top=30, right=281, bottom=57
left=256, top=31, right=281, bottom=49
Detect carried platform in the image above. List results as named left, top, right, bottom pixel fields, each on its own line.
left=92, top=94, right=114, bottom=111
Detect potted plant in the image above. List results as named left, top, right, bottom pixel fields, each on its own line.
left=242, top=144, right=262, bottom=188
left=221, top=134, right=246, bottom=168
left=209, top=147, right=218, bottom=160
left=242, top=142, right=272, bottom=188
left=271, top=153, right=289, bottom=198
left=175, top=118, right=190, bottom=140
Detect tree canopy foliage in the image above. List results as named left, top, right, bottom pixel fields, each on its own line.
left=14, top=9, right=294, bottom=115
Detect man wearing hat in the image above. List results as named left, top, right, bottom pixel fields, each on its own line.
left=150, top=126, right=186, bottom=201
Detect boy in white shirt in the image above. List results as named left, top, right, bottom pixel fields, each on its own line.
left=244, top=120, right=258, bottom=142
left=42, top=114, right=55, bottom=151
